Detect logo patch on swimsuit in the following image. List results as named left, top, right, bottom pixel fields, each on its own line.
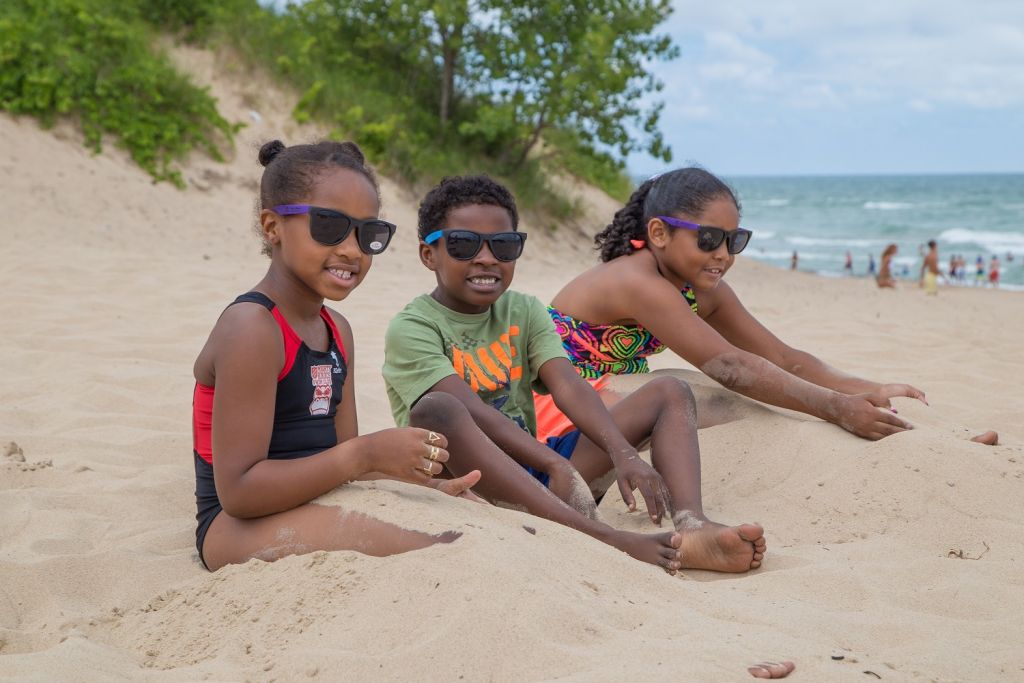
left=309, top=364, right=333, bottom=416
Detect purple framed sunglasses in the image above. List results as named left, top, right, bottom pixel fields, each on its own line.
left=655, top=215, right=752, bottom=254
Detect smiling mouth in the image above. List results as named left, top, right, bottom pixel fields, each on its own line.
left=328, top=267, right=356, bottom=281
left=467, top=275, right=499, bottom=285
left=703, top=267, right=724, bottom=276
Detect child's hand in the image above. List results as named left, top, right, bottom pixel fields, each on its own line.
left=875, top=383, right=928, bottom=406
left=835, top=393, right=912, bottom=440
left=365, top=427, right=450, bottom=483
left=614, top=454, right=673, bottom=525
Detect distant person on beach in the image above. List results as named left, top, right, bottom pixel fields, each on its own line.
left=974, top=255, right=986, bottom=286
left=989, top=255, right=1001, bottom=287
left=537, top=167, right=940, bottom=443
left=790, top=250, right=798, bottom=271
left=867, top=253, right=876, bottom=276
left=877, top=243, right=898, bottom=288
left=920, top=240, right=940, bottom=295
left=844, top=250, right=853, bottom=275
left=383, top=175, right=767, bottom=575
left=190, top=140, right=482, bottom=572
left=956, top=254, right=967, bottom=283
left=948, top=254, right=957, bottom=281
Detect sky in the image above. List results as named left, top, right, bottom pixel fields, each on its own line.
left=627, top=1, right=1024, bottom=177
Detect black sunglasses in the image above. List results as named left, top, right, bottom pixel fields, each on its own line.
left=423, top=229, right=528, bottom=262
left=273, top=204, right=396, bottom=255
left=656, top=215, right=753, bottom=255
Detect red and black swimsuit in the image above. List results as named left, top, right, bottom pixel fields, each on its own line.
left=192, top=292, right=348, bottom=568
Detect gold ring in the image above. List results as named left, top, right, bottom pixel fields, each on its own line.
left=418, top=463, right=434, bottom=476
left=428, top=445, right=440, bottom=461
left=428, top=431, right=442, bottom=444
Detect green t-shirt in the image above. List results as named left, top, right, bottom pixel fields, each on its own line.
left=383, top=291, right=567, bottom=436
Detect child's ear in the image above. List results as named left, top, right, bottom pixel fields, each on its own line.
left=260, top=209, right=282, bottom=248
left=419, top=242, right=438, bottom=271
left=647, top=217, right=670, bottom=249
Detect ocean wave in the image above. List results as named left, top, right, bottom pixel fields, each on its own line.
left=787, top=236, right=888, bottom=248
left=863, top=201, right=913, bottom=210
left=749, top=198, right=790, bottom=207
left=938, top=228, right=1024, bottom=253
left=748, top=250, right=831, bottom=260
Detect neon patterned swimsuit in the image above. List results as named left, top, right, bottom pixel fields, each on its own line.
left=547, top=286, right=698, bottom=379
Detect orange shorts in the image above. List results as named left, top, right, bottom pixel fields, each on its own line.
left=533, top=374, right=612, bottom=443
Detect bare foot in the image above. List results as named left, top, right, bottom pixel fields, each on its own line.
left=969, top=430, right=999, bottom=445
left=748, top=661, right=795, bottom=678
left=674, top=512, right=766, bottom=572
left=605, top=529, right=683, bottom=573
left=433, top=470, right=486, bottom=502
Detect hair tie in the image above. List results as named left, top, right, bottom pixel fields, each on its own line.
left=630, top=239, right=646, bottom=250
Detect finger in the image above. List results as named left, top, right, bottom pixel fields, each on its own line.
left=637, top=480, right=663, bottom=524
left=875, top=421, right=910, bottom=438
left=874, top=409, right=911, bottom=429
left=421, top=429, right=448, bottom=449
left=426, top=444, right=450, bottom=464
left=419, top=459, right=437, bottom=476
left=433, top=470, right=482, bottom=499
left=617, top=478, right=637, bottom=512
left=899, top=384, right=928, bottom=403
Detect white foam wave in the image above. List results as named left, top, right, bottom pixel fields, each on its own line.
left=864, top=201, right=913, bottom=210
left=938, top=228, right=1024, bottom=254
left=787, top=236, right=888, bottom=248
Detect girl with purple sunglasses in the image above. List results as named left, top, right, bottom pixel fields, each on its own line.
left=190, top=140, right=481, bottom=571
left=533, top=166, right=979, bottom=444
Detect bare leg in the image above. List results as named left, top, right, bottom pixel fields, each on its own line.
left=202, top=503, right=458, bottom=571
left=569, top=376, right=766, bottom=573
left=410, top=392, right=683, bottom=572
left=604, top=369, right=773, bottom=429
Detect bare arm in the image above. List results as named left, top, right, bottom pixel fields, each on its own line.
left=208, top=305, right=378, bottom=518
left=540, top=357, right=671, bottom=521
left=620, top=275, right=913, bottom=439
left=705, top=283, right=879, bottom=394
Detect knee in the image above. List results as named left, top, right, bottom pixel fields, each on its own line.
left=647, top=375, right=696, bottom=409
left=408, top=391, right=469, bottom=431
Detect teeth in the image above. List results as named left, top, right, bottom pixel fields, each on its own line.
left=470, top=277, right=497, bottom=284
left=329, top=268, right=353, bottom=280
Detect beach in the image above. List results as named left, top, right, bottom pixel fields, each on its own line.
left=2, top=47, right=1023, bottom=681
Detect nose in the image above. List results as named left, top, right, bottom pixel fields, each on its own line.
left=333, top=227, right=363, bottom=259
left=472, top=240, right=498, bottom=264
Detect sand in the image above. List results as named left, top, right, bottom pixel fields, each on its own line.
left=2, top=46, right=1023, bottom=681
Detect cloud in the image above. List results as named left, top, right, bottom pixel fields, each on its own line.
left=659, top=0, right=1024, bottom=110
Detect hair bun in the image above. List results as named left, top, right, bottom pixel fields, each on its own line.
left=336, top=140, right=365, bottom=165
left=258, top=140, right=286, bottom=167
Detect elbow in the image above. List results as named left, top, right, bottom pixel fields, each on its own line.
left=218, top=494, right=257, bottom=519
left=698, top=351, right=758, bottom=390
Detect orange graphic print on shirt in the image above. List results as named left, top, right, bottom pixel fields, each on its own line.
left=450, top=326, right=522, bottom=393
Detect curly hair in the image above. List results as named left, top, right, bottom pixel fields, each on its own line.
left=593, top=167, right=741, bottom=262
left=255, top=139, right=379, bottom=256
left=417, top=175, right=519, bottom=240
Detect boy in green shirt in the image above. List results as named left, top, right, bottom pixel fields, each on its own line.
left=383, top=175, right=766, bottom=573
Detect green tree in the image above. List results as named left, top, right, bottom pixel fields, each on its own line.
left=478, top=0, right=676, bottom=167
